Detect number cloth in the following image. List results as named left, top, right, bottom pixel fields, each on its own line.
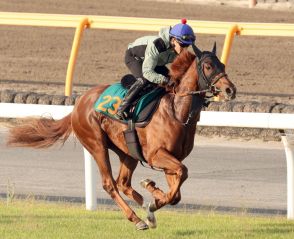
left=94, top=83, right=164, bottom=121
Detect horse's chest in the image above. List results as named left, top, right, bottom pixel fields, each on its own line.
left=170, top=127, right=196, bottom=160
left=176, top=139, right=194, bottom=160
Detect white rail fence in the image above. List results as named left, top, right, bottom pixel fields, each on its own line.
left=1, top=103, right=294, bottom=219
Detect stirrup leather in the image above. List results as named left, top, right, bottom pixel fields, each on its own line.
left=115, top=110, right=128, bottom=120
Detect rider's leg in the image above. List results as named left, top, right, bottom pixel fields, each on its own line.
left=115, top=77, right=147, bottom=119
left=115, top=51, right=169, bottom=120
left=124, top=49, right=144, bottom=79
left=115, top=50, right=146, bottom=119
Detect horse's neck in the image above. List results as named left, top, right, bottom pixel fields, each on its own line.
left=173, top=63, right=198, bottom=123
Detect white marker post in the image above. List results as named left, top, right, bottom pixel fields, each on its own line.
left=249, top=0, right=257, bottom=8
left=281, top=131, right=294, bottom=219
left=84, top=148, right=97, bottom=210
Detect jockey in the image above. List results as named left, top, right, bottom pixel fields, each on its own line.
left=115, top=19, right=196, bottom=120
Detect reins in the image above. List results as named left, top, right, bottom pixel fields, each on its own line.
left=168, top=48, right=227, bottom=126
left=171, top=59, right=226, bottom=99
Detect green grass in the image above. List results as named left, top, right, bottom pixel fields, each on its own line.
left=1, top=199, right=294, bottom=239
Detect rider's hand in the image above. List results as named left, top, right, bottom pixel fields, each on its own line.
left=162, top=77, right=175, bottom=88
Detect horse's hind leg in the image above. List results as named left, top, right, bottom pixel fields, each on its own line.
left=114, top=153, right=157, bottom=229
left=82, top=142, right=148, bottom=229
left=72, top=125, right=148, bottom=229
left=115, top=154, right=144, bottom=206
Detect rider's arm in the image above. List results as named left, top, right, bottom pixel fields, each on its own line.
left=142, top=42, right=168, bottom=84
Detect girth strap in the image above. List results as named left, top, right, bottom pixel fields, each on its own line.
left=123, top=120, right=147, bottom=163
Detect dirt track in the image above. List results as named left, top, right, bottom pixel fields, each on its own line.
left=0, top=0, right=293, bottom=103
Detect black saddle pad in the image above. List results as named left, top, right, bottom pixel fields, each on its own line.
left=129, top=87, right=165, bottom=127
left=134, top=89, right=165, bottom=126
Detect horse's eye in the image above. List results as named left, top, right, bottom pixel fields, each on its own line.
left=205, top=65, right=212, bottom=70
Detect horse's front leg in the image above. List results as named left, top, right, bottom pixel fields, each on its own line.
left=165, top=173, right=182, bottom=205
left=146, top=148, right=188, bottom=211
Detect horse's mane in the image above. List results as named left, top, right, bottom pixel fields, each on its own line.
left=169, top=49, right=196, bottom=84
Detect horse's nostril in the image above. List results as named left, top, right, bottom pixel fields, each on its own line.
left=226, top=88, right=232, bottom=95
left=225, top=87, right=236, bottom=99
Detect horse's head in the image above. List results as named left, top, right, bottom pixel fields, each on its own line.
left=192, top=43, right=236, bottom=101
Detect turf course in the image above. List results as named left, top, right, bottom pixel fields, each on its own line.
left=1, top=200, right=294, bottom=239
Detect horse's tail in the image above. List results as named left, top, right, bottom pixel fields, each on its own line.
left=6, top=113, right=72, bottom=149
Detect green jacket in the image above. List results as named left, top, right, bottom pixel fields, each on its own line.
left=127, top=27, right=177, bottom=84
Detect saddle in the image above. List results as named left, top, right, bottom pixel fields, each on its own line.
left=94, top=75, right=166, bottom=163
left=94, top=74, right=166, bottom=127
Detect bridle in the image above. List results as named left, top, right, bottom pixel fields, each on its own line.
left=174, top=48, right=227, bottom=98
left=195, top=52, right=227, bottom=97
left=171, top=44, right=228, bottom=126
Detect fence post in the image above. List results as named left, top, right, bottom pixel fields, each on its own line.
left=249, top=0, right=257, bottom=8
left=84, top=147, right=97, bottom=211
left=65, top=18, right=90, bottom=96
left=221, top=24, right=239, bottom=66
left=281, top=131, right=294, bottom=219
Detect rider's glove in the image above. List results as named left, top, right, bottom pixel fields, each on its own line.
left=161, top=77, right=175, bottom=88
left=161, top=77, right=170, bottom=85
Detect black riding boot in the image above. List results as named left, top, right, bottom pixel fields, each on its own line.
left=115, top=78, right=146, bottom=120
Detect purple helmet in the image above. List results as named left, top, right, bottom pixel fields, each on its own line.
left=169, top=19, right=196, bottom=45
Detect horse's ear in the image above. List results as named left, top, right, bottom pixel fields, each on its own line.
left=212, top=42, right=217, bottom=55
left=191, top=44, right=202, bottom=59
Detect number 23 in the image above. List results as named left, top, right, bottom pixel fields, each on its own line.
left=97, top=95, right=122, bottom=115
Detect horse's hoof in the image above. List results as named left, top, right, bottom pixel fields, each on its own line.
left=145, top=216, right=157, bottom=229
left=145, top=202, right=157, bottom=229
left=135, top=220, right=149, bottom=230
left=145, top=212, right=157, bottom=229
left=140, top=179, right=155, bottom=189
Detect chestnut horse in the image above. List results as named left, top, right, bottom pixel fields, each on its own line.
left=7, top=45, right=236, bottom=230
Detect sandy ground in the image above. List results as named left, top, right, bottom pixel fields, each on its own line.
left=0, top=0, right=293, bottom=103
